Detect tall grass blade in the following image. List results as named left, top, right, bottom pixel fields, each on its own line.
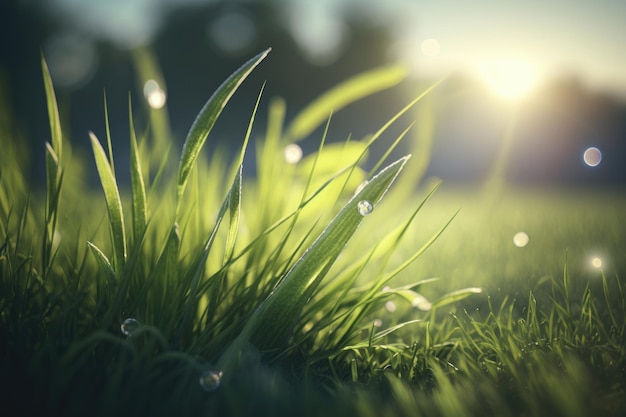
left=128, top=97, right=148, bottom=242
left=176, top=48, right=270, bottom=207
left=285, top=65, right=407, bottom=142
left=41, top=55, right=62, bottom=160
left=41, top=55, right=64, bottom=274
left=237, top=155, right=411, bottom=352
left=89, top=131, right=127, bottom=272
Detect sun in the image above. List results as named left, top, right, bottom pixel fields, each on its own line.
left=480, top=58, right=539, bottom=102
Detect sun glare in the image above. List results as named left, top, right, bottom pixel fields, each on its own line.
left=481, top=58, right=538, bottom=102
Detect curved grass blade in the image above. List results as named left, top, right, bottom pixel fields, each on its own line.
left=87, top=241, right=115, bottom=285
left=176, top=48, right=270, bottom=207
left=237, top=155, right=411, bottom=352
left=285, top=65, right=407, bottom=142
left=89, top=131, right=127, bottom=271
left=431, top=287, right=483, bottom=312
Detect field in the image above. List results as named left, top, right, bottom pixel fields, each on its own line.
left=1, top=51, right=625, bottom=416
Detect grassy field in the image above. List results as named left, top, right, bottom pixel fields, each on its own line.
left=1, top=51, right=625, bottom=416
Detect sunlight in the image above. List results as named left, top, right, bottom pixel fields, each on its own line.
left=480, top=58, right=538, bottom=102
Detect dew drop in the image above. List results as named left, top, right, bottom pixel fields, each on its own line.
left=120, top=318, right=139, bottom=336
left=199, top=369, right=223, bottom=392
left=357, top=200, right=373, bottom=216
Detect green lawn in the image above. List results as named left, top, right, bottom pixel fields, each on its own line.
left=1, top=51, right=624, bottom=417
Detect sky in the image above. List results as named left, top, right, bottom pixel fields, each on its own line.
left=43, top=0, right=626, bottom=100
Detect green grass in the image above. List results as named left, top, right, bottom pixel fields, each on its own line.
left=1, top=50, right=625, bottom=417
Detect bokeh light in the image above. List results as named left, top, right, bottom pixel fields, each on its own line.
left=284, top=144, right=303, bottom=164
left=143, top=80, right=167, bottom=109
left=591, top=256, right=603, bottom=269
left=286, top=4, right=349, bottom=65
left=208, top=8, right=257, bottom=54
left=385, top=301, right=396, bottom=313
left=513, top=232, right=529, bottom=248
left=44, top=33, right=98, bottom=89
left=583, top=147, right=602, bottom=167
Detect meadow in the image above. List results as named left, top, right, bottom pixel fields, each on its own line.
left=1, top=49, right=624, bottom=416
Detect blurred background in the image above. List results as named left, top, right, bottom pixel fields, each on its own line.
left=1, top=0, right=625, bottom=188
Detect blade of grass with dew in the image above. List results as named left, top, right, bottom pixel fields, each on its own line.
left=128, top=96, right=148, bottom=244
left=176, top=48, right=270, bottom=207
left=230, top=154, right=411, bottom=355
left=284, top=65, right=407, bottom=142
left=89, top=131, right=127, bottom=272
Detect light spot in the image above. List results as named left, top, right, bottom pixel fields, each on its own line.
left=373, top=319, right=383, bottom=328
left=591, top=256, right=603, bottom=269
left=44, top=33, right=98, bottom=89
left=284, top=143, right=303, bottom=164
left=286, top=4, right=350, bottom=66
left=385, top=301, right=396, bottom=313
left=513, top=232, right=529, bottom=248
left=208, top=9, right=257, bottom=54
left=420, top=38, right=440, bottom=57
left=143, top=80, right=167, bottom=109
left=583, top=147, right=602, bottom=167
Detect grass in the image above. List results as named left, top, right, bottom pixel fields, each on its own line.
left=1, top=50, right=625, bottom=416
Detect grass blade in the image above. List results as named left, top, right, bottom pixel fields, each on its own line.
left=89, top=131, right=127, bottom=272
left=41, top=54, right=62, bottom=160
left=285, top=65, right=407, bottom=142
left=176, top=48, right=270, bottom=206
left=41, top=55, right=64, bottom=273
left=87, top=241, right=115, bottom=284
left=128, top=96, right=148, bottom=242
left=238, top=155, right=411, bottom=352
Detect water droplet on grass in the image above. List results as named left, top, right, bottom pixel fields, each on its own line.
left=357, top=200, right=373, bottom=216
left=120, top=318, right=139, bottom=336
left=199, top=370, right=223, bottom=391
